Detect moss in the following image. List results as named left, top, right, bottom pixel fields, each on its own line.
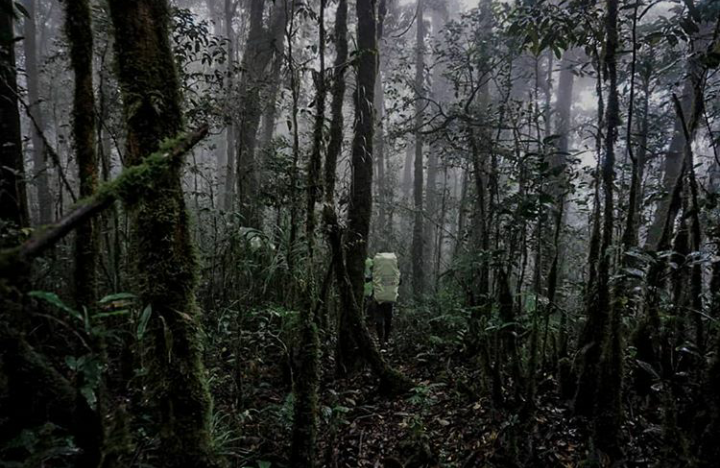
left=290, top=316, right=320, bottom=466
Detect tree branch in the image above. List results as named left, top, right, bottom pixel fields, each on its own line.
left=2, top=124, right=209, bottom=265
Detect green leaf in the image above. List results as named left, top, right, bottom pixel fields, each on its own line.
left=137, top=304, right=152, bottom=340
left=98, top=292, right=137, bottom=304
left=29, top=291, right=82, bottom=322
left=95, top=310, right=131, bottom=319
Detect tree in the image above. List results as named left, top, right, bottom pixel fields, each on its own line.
left=411, top=0, right=426, bottom=298
left=107, top=1, right=219, bottom=466
left=592, top=0, right=624, bottom=458
left=22, top=0, right=51, bottom=225
left=0, top=0, right=29, bottom=234
left=65, top=0, right=99, bottom=308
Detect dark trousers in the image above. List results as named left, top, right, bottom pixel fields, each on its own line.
left=375, top=301, right=393, bottom=346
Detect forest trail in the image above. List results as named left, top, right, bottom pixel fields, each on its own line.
left=234, top=310, right=660, bottom=468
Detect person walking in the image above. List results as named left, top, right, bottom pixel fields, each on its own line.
left=371, top=252, right=401, bottom=348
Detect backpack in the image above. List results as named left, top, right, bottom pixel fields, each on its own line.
left=372, top=253, right=400, bottom=304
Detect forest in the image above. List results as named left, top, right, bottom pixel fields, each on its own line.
left=1, top=0, right=720, bottom=466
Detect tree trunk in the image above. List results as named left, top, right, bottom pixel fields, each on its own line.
left=573, top=50, right=605, bottom=417
left=108, top=1, right=219, bottom=466
left=66, top=0, right=99, bottom=309
left=0, top=0, right=29, bottom=234
left=373, top=0, right=388, bottom=242
left=221, top=0, right=236, bottom=211
left=22, top=0, right=51, bottom=225
left=291, top=2, right=326, bottom=464
left=593, top=0, right=623, bottom=457
left=411, top=0, right=426, bottom=298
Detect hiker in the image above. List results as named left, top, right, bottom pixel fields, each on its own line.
left=369, top=252, right=401, bottom=347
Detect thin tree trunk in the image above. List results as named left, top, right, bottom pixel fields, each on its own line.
left=574, top=49, right=605, bottom=417
left=23, top=0, right=51, bottom=225
left=291, top=1, right=326, bottom=463
left=0, top=0, right=29, bottom=233
left=411, top=0, right=426, bottom=298
left=594, top=0, right=623, bottom=457
left=66, top=0, right=99, bottom=309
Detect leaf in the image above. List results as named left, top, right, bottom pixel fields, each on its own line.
left=13, top=1, right=30, bottom=19
left=624, top=267, right=645, bottom=279
left=29, top=291, right=82, bottom=322
left=137, top=304, right=152, bottom=341
left=95, top=310, right=131, bottom=319
left=99, top=292, right=137, bottom=304
left=635, top=359, right=660, bottom=381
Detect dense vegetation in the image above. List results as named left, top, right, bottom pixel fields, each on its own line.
left=1, top=0, right=720, bottom=466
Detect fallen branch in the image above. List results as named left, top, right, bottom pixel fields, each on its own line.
left=2, top=124, right=209, bottom=265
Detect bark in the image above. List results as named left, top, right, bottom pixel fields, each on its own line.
left=22, top=0, right=51, bottom=225
left=65, top=0, right=99, bottom=308
left=107, top=1, right=219, bottom=466
left=402, top=143, right=413, bottom=200
left=288, top=3, right=301, bottom=267
left=345, top=0, right=379, bottom=309
left=623, top=53, right=652, bottom=250
left=411, top=0, right=426, bottom=298
left=326, top=0, right=360, bottom=372
left=291, top=5, right=326, bottom=463
left=425, top=6, right=449, bottom=284
left=550, top=52, right=571, bottom=356
left=573, top=50, right=605, bottom=417
left=0, top=1, right=29, bottom=233
left=305, top=0, right=327, bottom=261
left=221, top=0, right=236, bottom=211
left=373, top=0, right=388, bottom=242
left=594, top=0, right=623, bottom=457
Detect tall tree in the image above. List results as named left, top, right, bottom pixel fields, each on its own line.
left=0, top=0, right=29, bottom=233
left=345, top=0, right=379, bottom=313
left=593, top=0, right=624, bottom=458
left=108, top=1, right=219, bottom=466
left=22, top=0, right=51, bottom=225
left=65, top=0, right=98, bottom=308
left=221, top=0, right=236, bottom=211
left=411, top=0, right=426, bottom=298
left=550, top=50, right=574, bottom=361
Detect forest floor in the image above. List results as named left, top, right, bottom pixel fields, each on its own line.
left=224, top=306, right=665, bottom=468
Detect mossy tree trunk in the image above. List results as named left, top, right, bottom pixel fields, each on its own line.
left=290, top=1, right=326, bottom=464
left=66, top=0, right=99, bottom=309
left=108, top=1, right=219, bottom=467
left=64, top=2, right=105, bottom=465
left=593, top=0, right=624, bottom=458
